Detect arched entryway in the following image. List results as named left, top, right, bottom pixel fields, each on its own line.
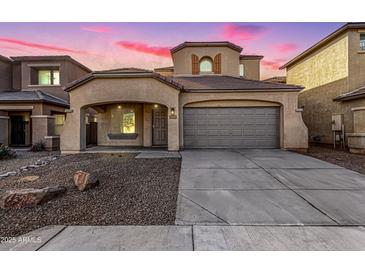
left=60, top=72, right=180, bottom=152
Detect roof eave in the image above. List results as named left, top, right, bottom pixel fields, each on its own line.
left=0, top=99, right=69, bottom=108
left=171, top=41, right=243, bottom=54
left=182, top=88, right=303, bottom=93
left=64, top=72, right=183, bottom=92
left=334, top=93, right=365, bottom=102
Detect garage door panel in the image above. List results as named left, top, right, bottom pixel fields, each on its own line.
left=183, top=107, right=280, bottom=148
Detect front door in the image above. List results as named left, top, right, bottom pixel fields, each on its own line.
left=152, top=108, right=168, bottom=146
left=10, top=115, right=26, bottom=145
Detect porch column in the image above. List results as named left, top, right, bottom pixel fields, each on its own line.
left=167, top=106, right=179, bottom=151
left=143, top=104, right=152, bottom=147
left=31, top=115, right=55, bottom=144
left=0, top=114, right=9, bottom=145
left=60, top=108, right=86, bottom=153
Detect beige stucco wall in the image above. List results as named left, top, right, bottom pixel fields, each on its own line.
left=239, top=59, right=261, bottom=80
left=353, top=108, right=365, bottom=132
left=18, top=59, right=90, bottom=101
left=0, top=115, right=9, bottom=145
left=287, top=33, right=349, bottom=91
left=348, top=29, right=365, bottom=90
left=172, top=46, right=240, bottom=76
left=61, top=77, right=180, bottom=152
left=0, top=59, right=12, bottom=91
left=179, top=91, right=308, bottom=150
left=288, top=29, right=365, bottom=144
left=143, top=104, right=153, bottom=147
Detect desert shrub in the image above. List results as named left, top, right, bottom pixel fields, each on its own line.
left=30, top=141, right=46, bottom=152
left=0, top=144, right=16, bottom=160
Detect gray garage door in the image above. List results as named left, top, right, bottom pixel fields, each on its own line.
left=183, top=107, right=280, bottom=148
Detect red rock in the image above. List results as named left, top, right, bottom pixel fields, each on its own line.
left=73, top=170, right=99, bottom=191
left=0, top=186, right=66, bottom=209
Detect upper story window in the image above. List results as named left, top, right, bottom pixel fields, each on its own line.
left=239, top=64, right=245, bottom=77
left=30, top=67, right=60, bottom=86
left=360, top=34, right=365, bottom=51
left=38, top=69, right=60, bottom=85
left=199, top=57, right=213, bottom=73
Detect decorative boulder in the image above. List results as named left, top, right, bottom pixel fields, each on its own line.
left=0, top=186, right=66, bottom=209
left=73, top=170, right=99, bottom=191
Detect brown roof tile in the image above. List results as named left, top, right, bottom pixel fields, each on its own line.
left=0, top=90, right=69, bottom=107
left=171, top=75, right=302, bottom=92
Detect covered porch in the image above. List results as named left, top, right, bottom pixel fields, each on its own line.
left=60, top=69, right=181, bottom=153
left=88, top=102, right=170, bottom=149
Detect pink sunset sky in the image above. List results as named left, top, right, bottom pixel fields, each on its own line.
left=0, top=22, right=343, bottom=79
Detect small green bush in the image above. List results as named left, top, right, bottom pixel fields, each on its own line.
left=0, top=144, right=16, bottom=160
left=30, top=141, right=46, bottom=152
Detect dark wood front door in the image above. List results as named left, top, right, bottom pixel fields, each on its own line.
left=86, top=121, right=98, bottom=146
left=10, top=116, right=26, bottom=145
left=152, top=108, right=168, bottom=146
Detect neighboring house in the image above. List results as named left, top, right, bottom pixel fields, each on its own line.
left=61, top=41, right=308, bottom=152
left=281, top=22, right=365, bottom=154
left=264, top=76, right=287, bottom=84
left=0, top=55, right=91, bottom=149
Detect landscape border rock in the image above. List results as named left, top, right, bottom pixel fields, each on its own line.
left=0, top=155, right=60, bottom=180
left=0, top=186, right=67, bottom=209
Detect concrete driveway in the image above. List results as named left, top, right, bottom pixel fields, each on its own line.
left=176, top=149, right=365, bottom=225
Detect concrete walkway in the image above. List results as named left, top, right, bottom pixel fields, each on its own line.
left=2, top=225, right=365, bottom=251
left=176, top=149, right=365, bottom=225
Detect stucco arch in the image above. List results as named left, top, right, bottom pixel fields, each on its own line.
left=183, top=98, right=283, bottom=108
left=61, top=77, right=180, bottom=152
left=71, top=78, right=180, bottom=109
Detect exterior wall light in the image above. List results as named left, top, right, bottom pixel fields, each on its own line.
left=169, top=107, right=177, bottom=119
left=154, top=104, right=159, bottom=108
left=118, top=105, right=122, bottom=109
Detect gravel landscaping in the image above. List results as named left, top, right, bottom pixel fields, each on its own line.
left=0, top=153, right=181, bottom=237
left=300, top=143, right=365, bottom=174
left=0, top=150, right=58, bottom=175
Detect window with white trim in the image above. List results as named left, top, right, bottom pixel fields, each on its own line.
left=239, top=64, right=245, bottom=77
left=199, top=57, right=213, bottom=73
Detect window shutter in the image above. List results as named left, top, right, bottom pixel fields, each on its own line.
left=192, top=54, right=199, bottom=75
left=213, top=54, right=221, bottom=74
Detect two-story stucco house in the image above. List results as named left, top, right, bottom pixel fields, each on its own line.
left=60, top=41, right=308, bottom=152
left=281, top=23, right=365, bottom=154
left=0, top=55, right=91, bottom=149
